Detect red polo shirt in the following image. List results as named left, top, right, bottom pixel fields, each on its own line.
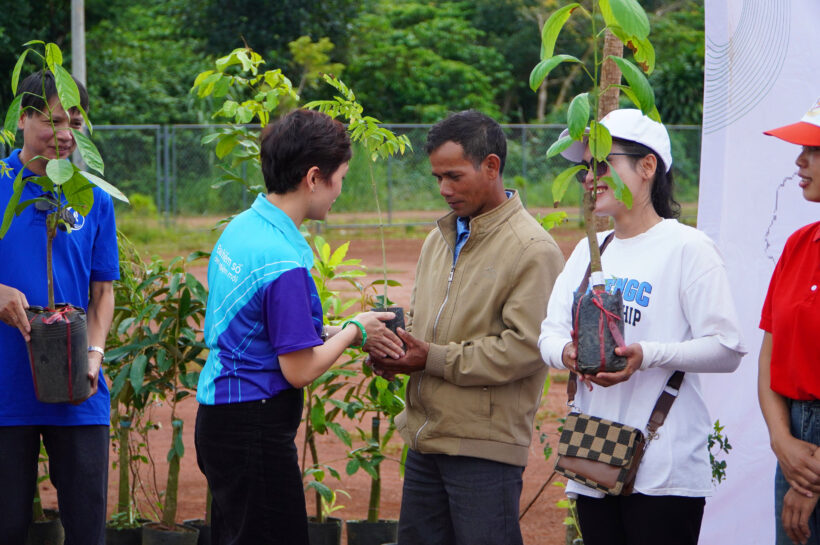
left=760, top=221, right=820, bottom=400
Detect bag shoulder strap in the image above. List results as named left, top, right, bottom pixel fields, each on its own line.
left=564, top=231, right=685, bottom=437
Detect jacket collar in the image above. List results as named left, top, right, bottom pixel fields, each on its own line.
left=436, top=189, right=523, bottom=245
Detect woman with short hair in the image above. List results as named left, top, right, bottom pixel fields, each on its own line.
left=195, top=109, right=403, bottom=545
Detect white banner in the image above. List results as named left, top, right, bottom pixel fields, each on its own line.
left=699, top=1, right=820, bottom=543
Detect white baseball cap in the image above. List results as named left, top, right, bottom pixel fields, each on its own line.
left=764, top=96, right=820, bottom=146
left=559, top=109, right=673, bottom=172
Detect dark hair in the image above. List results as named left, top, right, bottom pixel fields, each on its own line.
left=260, top=109, right=352, bottom=195
left=424, top=110, right=507, bottom=174
left=17, top=70, right=89, bottom=115
left=612, top=137, right=680, bottom=219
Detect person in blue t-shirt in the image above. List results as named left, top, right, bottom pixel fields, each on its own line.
left=195, top=109, right=403, bottom=545
left=0, top=72, right=119, bottom=544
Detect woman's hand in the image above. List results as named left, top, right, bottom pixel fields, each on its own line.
left=561, top=341, right=579, bottom=372
left=585, top=343, right=642, bottom=388
left=782, top=487, right=820, bottom=544
left=774, top=436, right=820, bottom=497
left=354, top=311, right=404, bottom=360
left=562, top=341, right=594, bottom=391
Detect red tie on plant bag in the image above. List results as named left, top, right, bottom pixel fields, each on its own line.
left=572, top=288, right=626, bottom=373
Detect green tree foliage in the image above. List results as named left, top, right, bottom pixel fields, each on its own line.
left=85, top=0, right=205, bottom=124
left=181, top=0, right=361, bottom=68
left=345, top=1, right=508, bottom=122
left=0, top=1, right=70, bottom=115
left=0, top=0, right=705, bottom=126
left=468, top=0, right=544, bottom=121
left=533, top=0, right=704, bottom=124
left=646, top=1, right=703, bottom=124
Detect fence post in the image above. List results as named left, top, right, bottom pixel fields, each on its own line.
left=241, top=162, right=248, bottom=209
left=387, top=154, right=393, bottom=226
left=156, top=126, right=162, bottom=218
left=171, top=126, right=178, bottom=216
left=163, top=125, right=171, bottom=224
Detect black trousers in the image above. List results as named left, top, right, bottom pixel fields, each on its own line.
left=575, top=493, right=705, bottom=545
left=0, top=425, right=109, bottom=545
left=195, top=388, right=308, bottom=545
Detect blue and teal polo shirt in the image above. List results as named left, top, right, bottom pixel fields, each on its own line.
left=197, top=194, right=323, bottom=405
left=0, top=149, right=119, bottom=426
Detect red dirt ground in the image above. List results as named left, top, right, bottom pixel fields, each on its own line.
left=38, top=222, right=585, bottom=544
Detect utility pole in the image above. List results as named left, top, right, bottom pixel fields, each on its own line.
left=71, top=0, right=86, bottom=167
left=71, top=0, right=86, bottom=87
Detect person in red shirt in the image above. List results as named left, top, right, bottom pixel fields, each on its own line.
left=759, top=95, right=820, bottom=545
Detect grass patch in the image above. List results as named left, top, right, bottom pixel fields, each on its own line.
left=118, top=214, right=222, bottom=258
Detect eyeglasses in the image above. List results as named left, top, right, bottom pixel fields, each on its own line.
left=575, top=153, right=644, bottom=183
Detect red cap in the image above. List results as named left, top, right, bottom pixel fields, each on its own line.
left=764, top=97, right=820, bottom=146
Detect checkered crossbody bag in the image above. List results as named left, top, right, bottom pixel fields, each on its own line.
left=554, top=236, right=684, bottom=495
left=554, top=372, right=683, bottom=495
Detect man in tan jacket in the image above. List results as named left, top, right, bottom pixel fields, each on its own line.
left=369, top=110, right=564, bottom=545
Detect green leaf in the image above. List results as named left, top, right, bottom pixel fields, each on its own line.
left=603, top=162, right=633, bottom=208
left=588, top=121, right=612, bottom=162
left=616, top=85, right=661, bottom=121
left=71, top=129, right=104, bottom=175
left=215, top=135, right=238, bottom=159
left=540, top=4, right=581, bottom=60
left=607, top=0, right=650, bottom=39
left=306, top=481, right=334, bottom=503
left=327, top=422, right=352, bottom=447
left=110, top=363, right=130, bottom=399
left=538, top=211, right=568, bottom=231
left=609, top=27, right=655, bottom=74
left=608, top=57, right=655, bottom=115
left=10, top=50, right=30, bottom=95
left=546, top=134, right=575, bottom=159
left=345, top=458, right=360, bottom=476
left=62, top=172, right=95, bottom=215
left=4, top=94, right=22, bottom=144
left=310, top=403, right=327, bottom=434
left=529, top=55, right=582, bottom=92
left=566, top=93, right=590, bottom=140
left=45, top=158, right=74, bottom=185
left=129, top=354, right=148, bottom=394
left=80, top=170, right=129, bottom=203
left=0, top=170, right=27, bottom=238
left=76, top=104, right=93, bottom=134
left=52, top=64, right=81, bottom=112
left=45, top=43, right=63, bottom=72
left=552, top=165, right=585, bottom=204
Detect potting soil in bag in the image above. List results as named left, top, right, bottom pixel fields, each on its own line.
left=572, top=289, right=627, bottom=374
left=26, top=304, right=91, bottom=403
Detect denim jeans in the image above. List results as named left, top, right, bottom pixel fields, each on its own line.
left=195, top=388, right=308, bottom=545
left=775, top=399, right=820, bottom=545
left=0, top=425, right=109, bottom=545
left=397, top=449, right=524, bottom=545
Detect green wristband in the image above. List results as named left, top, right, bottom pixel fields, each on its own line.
left=341, top=319, right=367, bottom=349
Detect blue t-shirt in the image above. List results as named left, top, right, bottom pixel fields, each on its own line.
left=0, top=149, right=120, bottom=426
left=197, top=194, right=323, bottom=405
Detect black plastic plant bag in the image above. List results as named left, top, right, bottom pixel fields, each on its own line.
left=572, top=288, right=627, bottom=374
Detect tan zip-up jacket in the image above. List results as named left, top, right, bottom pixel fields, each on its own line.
left=396, top=191, right=565, bottom=467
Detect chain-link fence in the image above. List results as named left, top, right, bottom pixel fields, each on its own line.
left=12, top=124, right=702, bottom=226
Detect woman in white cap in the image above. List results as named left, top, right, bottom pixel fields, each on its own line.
left=539, top=109, right=745, bottom=545
left=759, top=97, right=820, bottom=545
